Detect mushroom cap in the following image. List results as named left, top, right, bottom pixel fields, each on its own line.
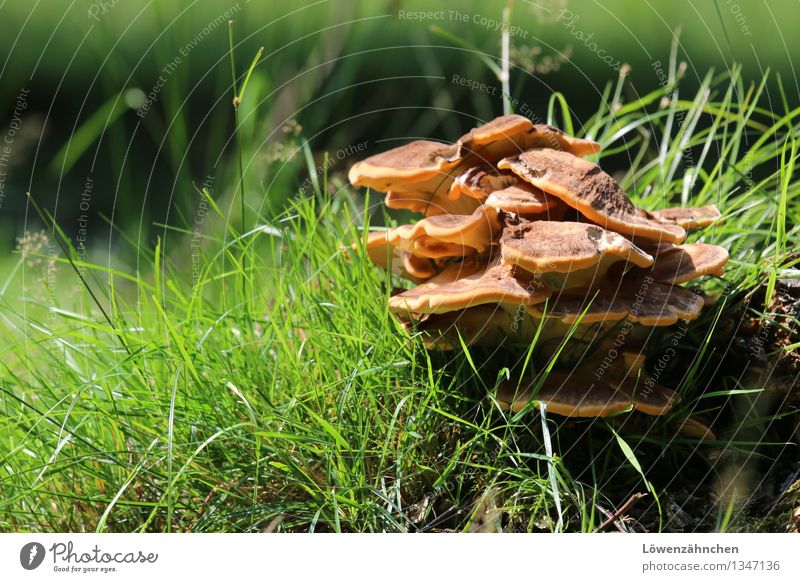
left=458, top=115, right=535, bottom=149
left=501, top=221, right=654, bottom=275
left=405, top=305, right=517, bottom=350
left=448, top=166, right=523, bottom=200
left=388, top=256, right=550, bottom=314
left=351, top=119, right=529, bottom=198
left=497, top=371, right=631, bottom=417
left=677, top=417, right=717, bottom=440
left=403, top=235, right=477, bottom=259
left=349, top=116, right=597, bottom=195
left=522, top=123, right=601, bottom=158
left=449, top=165, right=558, bottom=216
left=364, top=226, right=473, bottom=264
left=626, top=242, right=729, bottom=284
left=498, top=149, right=687, bottom=243
left=615, top=380, right=678, bottom=416
left=403, top=252, right=436, bottom=280
left=458, top=115, right=601, bottom=159
left=642, top=204, right=722, bottom=230
left=484, top=186, right=559, bottom=216
left=360, top=230, right=434, bottom=282
left=348, top=140, right=461, bottom=189
left=392, top=205, right=502, bottom=253
left=528, top=282, right=705, bottom=326
left=411, top=305, right=584, bottom=351
left=384, top=191, right=430, bottom=214
left=384, top=189, right=482, bottom=216
left=497, top=370, right=677, bottom=417
left=623, top=350, right=647, bottom=376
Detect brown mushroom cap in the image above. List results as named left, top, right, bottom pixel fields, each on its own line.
left=528, top=282, right=705, bottom=326
left=498, top=149, right=687, bottom=243
left=410, top=304, right=580, bottom=351
left=348, top=140, right=461, bottom=190
left=360, top=230, right=434, bottom=282
left=522, top=123, right=601, bottom=158
left=448, top=166, right=524, bottom=200
left=502, top=221, right=654, bottom=273
left=497, top=371, right=631, bottom=417
left=403, top=252, right=436, bottom=280
left=364, top=227, right=471, bottom=264
left=484, top=186, right=559, bottom=216
left=449, top=165, right=558, bottom=216
left=388, top=256, right=550, bottom=314
left=458, top=115, right=601, bottom=159
left=384, top=189, right=482, bottom=216
left=406, top=305, right=517, bottom=350
left=615, top=380, right=678, bottom=416
left=393, top=205, right=502, bottom=253
left=458, top=115, right=535, bottom=149
left=362, top=230, right=396, bottom=266
left=676, top=417, right=717, bottom=440
left=622, top=350, right=647, bottom=377
left=626, top=242, right=729, bottom=284
left=351, top=142, right=475, bottom=217
left=498, top=369, right=677, bottom=417
left=641, top=204, right=722, bottom=230
left=366, top=205, right=502, bottom=261
left=404, top=235, right=477, bottom=259
left=500, top=221, right=653, bottom=290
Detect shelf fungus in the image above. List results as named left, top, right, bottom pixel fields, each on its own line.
left=348, top=115, right=729, bottom=420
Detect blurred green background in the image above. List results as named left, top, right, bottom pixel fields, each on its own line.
left=0, top=0, right=796, bottom=255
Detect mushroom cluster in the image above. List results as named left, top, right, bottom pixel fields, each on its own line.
left=349, top=115, right=727, bottom=419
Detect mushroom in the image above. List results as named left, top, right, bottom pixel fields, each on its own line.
left=497, top=371, right=630, bottom=417
left=361, top=230, right=436, bottom=282
left=449, top=166, right=527, bottom=200
left=347, top=140, right=461, bottom=191
left=359, top=205, right=504, bottom=281
left=391, top=204, right=502, bottom=254
left=457, top=115, right=601, bottom=160
left=640, top=204, right=722, bottom=230
left=624, top=242, right=729, bottom=285
left=384, top=189, right=482, bottom=216
left=500, top=220, right=654, bottom=290
left=484, top=188, right=564, bottom=218
left=615, top=379, right=678, bottom=416
left=388, top=255, right=550, bottom=315
left=498, top=149, right=687, bottom=243
left=348, top=140, right=477, bottom=216
left=676, top=417, right=717, bottom=440
left=448, top=165, right=561, bottom=217
left=348, top=114, right=729, bottom=420
left=527, top=282, right=705, bottom=326
left=497, top=369, right=677, bottom=417
left=405, top=305, right=518, bottom=350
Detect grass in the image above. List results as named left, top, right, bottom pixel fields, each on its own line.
left=1, top=62, right=799, bottom=532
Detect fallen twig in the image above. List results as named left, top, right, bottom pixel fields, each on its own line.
left=594, top=492, right=647, bottom=533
